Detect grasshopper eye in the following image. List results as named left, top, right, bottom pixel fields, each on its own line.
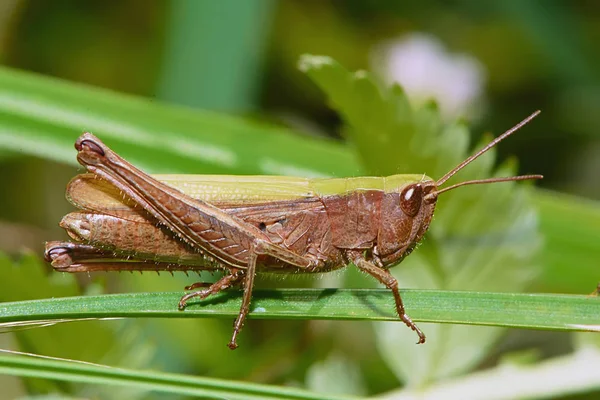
left=400, top=184, right=422, bottom=217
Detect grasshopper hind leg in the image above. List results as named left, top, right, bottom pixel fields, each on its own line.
left=347, top=250, right=426, bottom=344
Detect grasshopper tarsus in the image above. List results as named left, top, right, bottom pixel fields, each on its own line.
left=410, top=316, right=426, bottom=345
left=227, top=313, right=244, bottom=350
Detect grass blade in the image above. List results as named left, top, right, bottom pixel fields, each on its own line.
left=0, top=353, right=357, bottom=400
left=0, top=64, right=357, bottom=176
left=1, top=289, right=598, bottom=333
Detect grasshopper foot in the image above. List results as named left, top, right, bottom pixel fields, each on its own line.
left=399, top=307, right=426, bottom=345
left=178, top=298, right=188, bottom=310
left=396, top=309, right=426, bottom=344
left=178, top=290, right=211, bottom=309
left=228, top=340, right=239, bottom=350
left=228, top=320, right=242, bottom=350
left=397, top=311, right=426, bottom=344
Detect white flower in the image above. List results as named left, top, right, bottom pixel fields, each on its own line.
left=372, top=33, right=487, bottom=120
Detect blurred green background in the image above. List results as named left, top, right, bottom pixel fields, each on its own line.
left=0, top=1, right=599, bottom=399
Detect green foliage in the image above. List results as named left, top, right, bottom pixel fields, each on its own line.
left=536, top=190, right=600, bottom=293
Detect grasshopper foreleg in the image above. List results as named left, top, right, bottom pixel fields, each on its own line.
left=347, top=250, right=426, bottom=344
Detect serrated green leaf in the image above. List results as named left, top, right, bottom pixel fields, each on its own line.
left=300, top=55, right=417, bottom=175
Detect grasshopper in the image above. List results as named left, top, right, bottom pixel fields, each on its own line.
left=45, top=111, right=543, bottom=349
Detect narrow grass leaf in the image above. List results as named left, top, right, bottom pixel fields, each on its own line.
left=1, top=289, right=598, bottom=332
left=0, top=353, right=358, bottom=400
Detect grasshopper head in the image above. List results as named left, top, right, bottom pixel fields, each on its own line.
left=378, top=111, right=543, bottom=267
left=376, top=177, right=438, bottom=266
left=398, top=178, right=438, bottom=250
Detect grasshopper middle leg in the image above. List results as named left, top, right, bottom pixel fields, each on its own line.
left=179, top=239, right=318, bottom=349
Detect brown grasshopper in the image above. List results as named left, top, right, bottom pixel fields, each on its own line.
left=45, top=111, right=543, bottom=349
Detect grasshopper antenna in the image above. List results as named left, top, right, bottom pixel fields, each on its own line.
left=427, top=111, right=543, bottom=199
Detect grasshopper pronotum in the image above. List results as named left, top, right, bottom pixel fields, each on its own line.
left=45, top=111, right=543, bottom=349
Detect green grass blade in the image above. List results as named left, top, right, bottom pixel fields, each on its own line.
left=0, top=353, right=357, bottom=400
left=535, top=189, right=600, bottom=293
left=1, top=289, right=598, bottom=333
left=0, top=64, right=357, bottom=177
left=158, top=0, right=274, bottom=111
